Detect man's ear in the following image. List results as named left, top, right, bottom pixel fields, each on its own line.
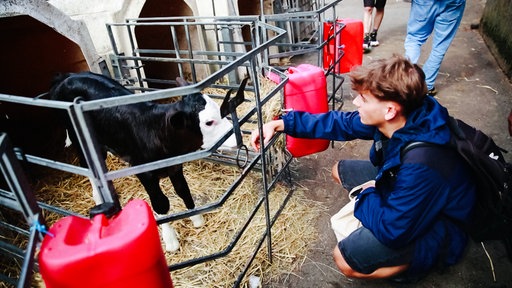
left=384, top=102, right=401, bottom=121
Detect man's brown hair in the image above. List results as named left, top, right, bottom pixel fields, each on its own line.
left=349, top=54, right=428, bottom=116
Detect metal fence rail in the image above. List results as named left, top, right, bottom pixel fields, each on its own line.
left=0, top=133, right=47, bottom=288
left=105, top=17, right=297, bottom=284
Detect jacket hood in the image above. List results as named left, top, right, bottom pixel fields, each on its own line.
left=371, top=96, right=452, bottom=171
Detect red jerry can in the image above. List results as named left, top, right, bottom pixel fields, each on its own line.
left=323, top=19, right=363, bottom=74
left=39, top=199, right=173, bottom=288
left=284, top=64, right=329, bottom=157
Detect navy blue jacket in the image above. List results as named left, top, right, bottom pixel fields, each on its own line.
left=282, top=97, right=476, bottom=275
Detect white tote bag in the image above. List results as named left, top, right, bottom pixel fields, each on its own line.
left=330, top=180, right=375, bottom=242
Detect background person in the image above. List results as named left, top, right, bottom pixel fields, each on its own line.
left=363, top=0, right=387, bottom=50
left=404, top=0, right=466, bottom=96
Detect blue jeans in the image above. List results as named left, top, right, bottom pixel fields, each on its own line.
left=404, top=0, right=466, bottom=90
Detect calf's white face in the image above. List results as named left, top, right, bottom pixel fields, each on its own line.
left=198, top=94, right=237, bottom=149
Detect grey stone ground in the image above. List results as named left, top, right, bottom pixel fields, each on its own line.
left=268, top=0, right=512, bottom=287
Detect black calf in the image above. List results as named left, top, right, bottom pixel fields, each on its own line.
left=49, top=72, right=226, bottom=215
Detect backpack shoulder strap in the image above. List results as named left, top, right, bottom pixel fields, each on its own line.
left=400, top=141, right=445, bottom=163
left=446, top=116, right=466, bottom=140
left=401, top=116, right=470, bottom=162
left=401, top=141, right=457, bottom=177
left=401, top=141, right=433, bottom=159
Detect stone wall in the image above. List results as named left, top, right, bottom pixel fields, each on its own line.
left=481, top=0, right=512, bottom=79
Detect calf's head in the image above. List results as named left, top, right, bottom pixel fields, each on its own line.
left=198, top=95, right=238, bottom=149
left=177, top=78, right=237, bottom=149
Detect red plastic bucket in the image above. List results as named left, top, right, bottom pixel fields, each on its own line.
left=39, top=199, right=173, bottom=288
left=323, top=19, right=363, bottom=74
left=284, top=64, right=329, bottom=157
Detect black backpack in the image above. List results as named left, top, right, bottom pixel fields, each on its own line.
left=402, top=117, right=512, bottom=262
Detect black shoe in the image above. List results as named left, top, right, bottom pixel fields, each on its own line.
left=369, top=31, right=379, bottom=47
left=427, top=87, right=437, bottom=96
left=363, top=33, right=372, bottom=53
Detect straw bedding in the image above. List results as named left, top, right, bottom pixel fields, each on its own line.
left=1, top=75, right=326, bottom=288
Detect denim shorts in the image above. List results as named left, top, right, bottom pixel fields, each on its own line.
left=338, top=226, right=415, bottom=274
left=363, top=0, right=387, bottom=9
left=337, top=160, right=378, bottom=192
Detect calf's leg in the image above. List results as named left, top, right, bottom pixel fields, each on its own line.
left=137, top=171, right=170, bottom=214
left=168, top=165, right=204, bottom=228
left=137, top=171, right=180, bottom=252
left=160, top=221, right=180, bottom=252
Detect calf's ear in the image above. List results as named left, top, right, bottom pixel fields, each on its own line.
left=167, top=111, right=188, bottom=130
left=176, top=77, right=189, bottom=87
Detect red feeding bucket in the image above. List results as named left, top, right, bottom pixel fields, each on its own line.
left=39, top=199, right=173, bottom=288
left=323, top=18, right=363, bottom=74
left=284, top=64, right=329, bottom=157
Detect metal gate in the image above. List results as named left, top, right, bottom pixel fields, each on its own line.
left=105, top=16, right=296, bottom=284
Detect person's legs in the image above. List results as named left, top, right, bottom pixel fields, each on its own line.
left=362, top=0, right=375, bottom=49
left=404, top=0, right=436, bottom=64
left=372, top=8, right=384, bottom=31
left=363, top=6, right=374, bottom=34
left=373, top=0, right=386, bottom=29
left=422, top=0, right=466, bottom=90
left=333, top=227, right=413, bottom=279
left=369, top=8, right=384, bottom=46
left=333, top=246, right=409, bottom=279
left=362, top=0, right=375, bottom=34
left=369, top=0, right=386, bottom=46
left=332, top=163, right=342, bottom=184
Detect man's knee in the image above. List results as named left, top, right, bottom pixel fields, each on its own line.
left=333, top=245, right=357, bottom=277
left=332, top=163, right=341, bottom=184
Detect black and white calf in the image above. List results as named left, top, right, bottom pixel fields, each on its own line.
left=49, top=71, right=236, bottom=251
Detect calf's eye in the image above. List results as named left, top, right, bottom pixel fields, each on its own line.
left=205, top=120, right=215, bottom=126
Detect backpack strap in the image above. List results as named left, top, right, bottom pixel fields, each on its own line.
left=401, top=141, right=434, bottom=159
left=447, top=116, right=466, bottom=140
left=401, top=142, right=458, bottom=176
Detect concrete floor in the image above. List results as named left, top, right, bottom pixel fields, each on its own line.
left=268, top=0, right=512, bottom=287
